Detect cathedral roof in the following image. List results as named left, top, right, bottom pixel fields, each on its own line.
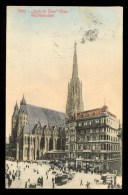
left=24, top=104, right=65, bottom=133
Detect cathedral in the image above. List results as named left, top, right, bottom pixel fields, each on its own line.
left=9, top=41, right=122, bottom=173
left=9, top=97, right=65, bottom=161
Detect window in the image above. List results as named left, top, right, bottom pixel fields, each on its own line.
left=65, top=145, right=68, bottom=150
left=95, top=119, right=99, bottom=124
left=24, top=136, right=27, bottom=144
left=84, top=121, right=87, bottom=126
left=31, top=137, right=32, bottom=144
left=24, top=147, right=28, bottom=157
left=84, top=144, right=87, bottom=150
left=66, top=138, right=69, bottom=142
left=78, top=122, right=82, bottom=127
left=78, top=145, right=81, bottom=150
left=96, top=128, right=99, bottom=133
left=81, top=130, right=84, bottom=134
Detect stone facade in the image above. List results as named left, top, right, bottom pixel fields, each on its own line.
left=9, top=96, right=65, bottom=161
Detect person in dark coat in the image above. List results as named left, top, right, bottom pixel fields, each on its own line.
left=80, top=179, right=83, bottom=186
left=25, top=181, right=27, bottom=188
left=41, top=177, right=43, bottom=187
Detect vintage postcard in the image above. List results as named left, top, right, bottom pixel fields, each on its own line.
left=6, top=6, right=123, bottom=189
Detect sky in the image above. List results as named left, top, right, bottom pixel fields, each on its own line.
left=6, top=6, right=123, bottom=137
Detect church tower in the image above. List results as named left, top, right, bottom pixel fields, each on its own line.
left=66, top=41, right=84, bottom=118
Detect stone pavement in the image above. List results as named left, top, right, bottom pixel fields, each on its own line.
left=6, top=160, right=122, bottom=189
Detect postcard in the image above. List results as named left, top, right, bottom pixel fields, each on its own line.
left=6, top=6, right=123, bottom=189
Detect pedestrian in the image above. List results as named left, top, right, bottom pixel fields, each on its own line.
left=8, top=178, right=11, bottom=188
left=52, top=177, right=54, bottom=183
left=85, top=181, right=90, bottom=189
left=52, top=181, right=55, bottom=188
left=80, top=179, right=83, bottom=186
left=114, top=175, right=117, bottom=186
left=107, top=182, right=111, bottom=189
left=41, top=177, right=43, bottom=187
left=25, top=181, right=27, bottom=188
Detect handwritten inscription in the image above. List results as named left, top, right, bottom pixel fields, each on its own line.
left=18, top=9, right=26, bottom=13
left=17, top=8, right=69, bottom=17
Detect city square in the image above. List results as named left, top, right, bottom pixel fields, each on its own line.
left=5, top=160, right=122, bottom=189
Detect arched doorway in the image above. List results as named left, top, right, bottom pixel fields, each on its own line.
left=62, top=138, right=65, bottom=150
left=46, top=137, right=49, bottom=151
left=40, top=136, right=45, bottom=149
left=57, top=138, right=61, bottom=150
left=49, top=137, right=53, bottom=151
left=31, top=148, right=34, bottom=160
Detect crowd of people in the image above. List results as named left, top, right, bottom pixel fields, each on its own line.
left=5, top=159, right=122, bottom=189
left=5, top=161, right=21, bottom=188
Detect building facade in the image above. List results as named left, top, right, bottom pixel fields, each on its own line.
left=65, top=42, right=120, bottom=173
left=9, top=96, right=66, bottom=161
left=65, top=106, right=120, bottom=172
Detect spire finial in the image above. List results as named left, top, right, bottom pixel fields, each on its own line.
left=14, top=101, right=19, bottom=110
left=72, top=41, right=78, bottom=78
left=21, top=94, right=26, bottom=105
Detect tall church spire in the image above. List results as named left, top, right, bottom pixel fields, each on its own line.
left=72, top=41, right=78, bottom=78
left=66, top=42, right=84, bottom=118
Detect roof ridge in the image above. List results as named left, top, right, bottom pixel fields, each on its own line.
left=27, top=104, right=65, bottom=114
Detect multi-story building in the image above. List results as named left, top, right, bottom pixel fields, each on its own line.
left=9, top=96, right=65, bottom=161
left=65, top=106, right=120, bottom=172
left=65, top=42, right=120, bottom=173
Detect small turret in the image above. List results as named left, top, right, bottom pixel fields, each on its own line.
left=20, top=95, right=27, bottom=114
left=20, top=94, right=26, bottom=105
left=12, top=101, right=19, bottom=118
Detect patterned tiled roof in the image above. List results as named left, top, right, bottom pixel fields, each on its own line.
left=24, top=104, right=65, bottom=133
left=76, top=105, right=116, bottom=119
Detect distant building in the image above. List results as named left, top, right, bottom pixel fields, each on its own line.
left=9, top=97, right=65, bottom=161
left=65, top=42, right=120, bottom=173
